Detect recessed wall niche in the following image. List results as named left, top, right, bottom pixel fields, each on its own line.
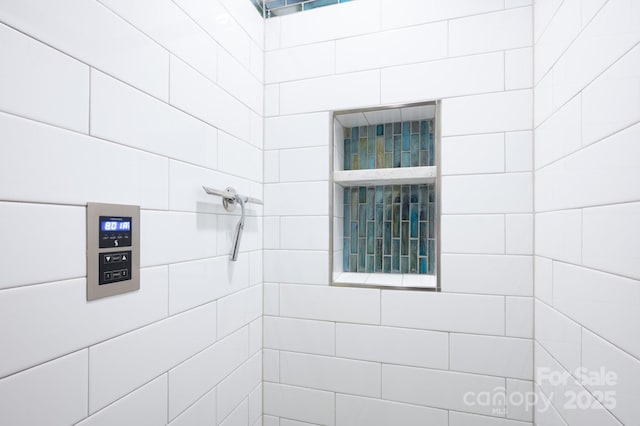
left=331, top=102, right=440, bottom=290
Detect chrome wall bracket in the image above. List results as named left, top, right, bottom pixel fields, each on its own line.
left=202, top=186, right=263, bottom=261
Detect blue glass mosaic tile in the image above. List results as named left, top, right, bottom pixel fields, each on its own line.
left=391, top=239, right=400, bottom=272
left=304, top=0, right=339, bottom=10
left=344, top=119, right=435, bottom=171
left=393, top=135, right=401, bottom=167
left=419, top=257, right=427, bottom=274
left=400, top=257, right=409, bottom=273
left=402, top=122, right=410, bottom=151
left=261, top=0, right=353, bottom=17
left=266, top=0, right=286, bottom=7
left=343, top=183, right=436, bottom=275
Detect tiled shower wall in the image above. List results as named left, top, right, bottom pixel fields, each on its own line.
left=343, top=184, right=436, bottom=274
left=533, top=1, right=640, bottom=425
left=344, top=121, right=435, bottom=170
left=264, top=1, right=534, bottom=425
left=0, top=1, right=264, bottom=425
left=342, top=120, right=436, bottom=274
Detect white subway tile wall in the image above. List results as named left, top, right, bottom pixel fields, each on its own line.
left=4, top=0, right=636, bottom=424
left=0, top=1, right=263, bottom=425
left=534, top=1, right=640, bottom=423
left=264, top=2, right=533, bottom=424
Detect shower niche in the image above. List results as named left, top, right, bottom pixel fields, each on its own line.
left=331, top=102, right=440, bottom=290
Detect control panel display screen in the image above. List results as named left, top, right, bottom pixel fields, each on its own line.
left=99, top=216, right=132, bottom=248
left=101, top=220, right=131, bottom=232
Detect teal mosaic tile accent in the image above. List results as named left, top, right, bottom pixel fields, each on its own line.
left=304, top=0, right=339, bottom=10
left=344, top=119, right=434, bottom=171
left=343, top=184, right=436, bottom=275
left=259, top=0, right=354, bottom=18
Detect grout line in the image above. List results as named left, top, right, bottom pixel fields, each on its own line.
left=276, top=85, right=534, bottom=119
left=169, top=0, right=260, bottom=75
left=87, top=67, right=92, bottom=135
left=504, top=213, right=508, bottom=255
left=379, top=361, right=383, bottom=399
left=535, top=199, right=640, bottom=215
left=533, top=2, right=573, bottom=84
left=2, top=17, right=263, bottom=122
left=535, top=117, right=640, bottom=171
left=534, top=0, right=566, bottom=45
left=580, top=209, right=584, bottom=264
left=90, top=374, right=167, bottom=421
left=378, top=68, right=382, bottom=104
left=166, top=159, right=172, bottom=213
left=538, top=248, right=640, bottom=281
left=271, top=386, right=533, bottom=423
left=167, top=54, right=171, bottom=104
left=271, top=45, right=526, bottom=87
left=379, top=289, right=383, bottom=325
left=503, top=50, right=506, bottom=91
left=531, top=2, right=537, bottom=417
left=0, top=198, right=261, bottom=220
left=87, top=349, right=91, bottom=417
left=579, top=92, right=583, bottom=146
left=504, top=296, right=507, bottom=336
left=580, top=326, right=583, bottom=371
left=447, top=332, right=451, bottom=370
left=503, top=376, right=508, bottom=417
left=0, top=108, right=264, bottom=185
left=0, top=255, right=256, bottom=292
left=263, top=314, right=534, bottom=342
left=166, top=373, right=170, bottom=424
left=503, top=132, right=507, bottom=173
left=276, top=350, right=281, bottom=383
left=535, top=335, right=627, bottom=426
left=264, top=5, right=530, bottom=49
left=0, top=291, right=257, bottom=382
left=537, top=296, right=640, bottom=364
left=550, top=259, right=555, bottom=304
left=535, top=37, right=640, bottom=129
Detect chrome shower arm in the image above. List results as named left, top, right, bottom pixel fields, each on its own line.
left=202, top=186, right=262, bottom=261
left=202, top=186, right=235, bottom=201
left=202, top=186, right=263, bottom=206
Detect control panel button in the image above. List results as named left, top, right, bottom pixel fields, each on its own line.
left=98, top=250, right=133, bottom=285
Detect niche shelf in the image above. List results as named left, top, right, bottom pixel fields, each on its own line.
left=330, top=101, right=440, bottom=291
left=334, top=166, right=436, bottom=186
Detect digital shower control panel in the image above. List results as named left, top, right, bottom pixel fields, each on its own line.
left=87, top=203, right=140, bottom=301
